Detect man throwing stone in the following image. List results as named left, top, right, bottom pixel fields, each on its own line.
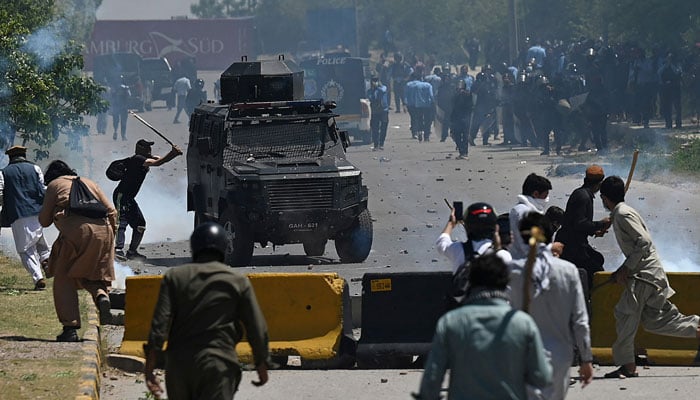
left=600, top=176, right=700, bottom=378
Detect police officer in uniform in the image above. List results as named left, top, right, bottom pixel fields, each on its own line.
left=144, top=222, right=270, bottom=400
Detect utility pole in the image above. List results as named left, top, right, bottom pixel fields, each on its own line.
left=508, top=0, right=519, bottom=64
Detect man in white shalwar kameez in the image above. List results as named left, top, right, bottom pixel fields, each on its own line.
left=0, top=146, right=51, bottom=290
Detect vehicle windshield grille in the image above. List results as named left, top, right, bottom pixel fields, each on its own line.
left=223, top=121, right=326, bottom=165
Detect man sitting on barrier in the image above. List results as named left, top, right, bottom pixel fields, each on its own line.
left=144, top=222, right=271, bottom=400
left=599, top=176, right=700, bottom=379
left=415, top=254, right=552, bottom=399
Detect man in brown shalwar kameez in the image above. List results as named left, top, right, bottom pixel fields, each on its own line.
left=39, top=160, right=117, bottom=342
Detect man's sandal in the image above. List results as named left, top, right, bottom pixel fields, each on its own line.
left=603, top=366, right=639, bottom=379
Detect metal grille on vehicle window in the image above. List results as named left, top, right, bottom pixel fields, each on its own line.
left=222, top=121, right=326, bottom=165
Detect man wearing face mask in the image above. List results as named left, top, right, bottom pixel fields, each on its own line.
left=557, top=164, right=611, bottom=290
left=508, top=173, right=552, bottom=260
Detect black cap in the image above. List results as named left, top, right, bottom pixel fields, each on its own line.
left=136, top=139, right=155, bottom=147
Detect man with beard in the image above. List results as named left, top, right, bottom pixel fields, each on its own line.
left=557, top=165, right=611, bottom=290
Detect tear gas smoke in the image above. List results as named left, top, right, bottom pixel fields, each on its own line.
left=113, top=260, right=134, bottom=290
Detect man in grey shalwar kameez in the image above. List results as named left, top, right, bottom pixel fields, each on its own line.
left=600, top=176, right=700, bottom=378
left=509, top=212, right=593, bottom=399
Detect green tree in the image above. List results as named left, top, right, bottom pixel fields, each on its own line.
left=0, top=0, right=106, bottom=160
left=191, top=0, right=257, bottom=18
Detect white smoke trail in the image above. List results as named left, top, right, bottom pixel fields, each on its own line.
left=112, top=260, right=134, bottom=290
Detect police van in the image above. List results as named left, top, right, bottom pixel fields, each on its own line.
left=300, top=55, right=372, bottom=144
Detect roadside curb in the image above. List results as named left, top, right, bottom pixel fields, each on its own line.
left=75, top=301, right=102, bottom=400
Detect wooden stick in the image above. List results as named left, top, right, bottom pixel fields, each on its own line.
left=624, top=149, right=640, bottom=193
left=522, top=226, right=545, bottom=313
left=129, top=111, right=176, bottom=146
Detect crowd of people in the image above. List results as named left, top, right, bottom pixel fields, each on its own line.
left=419, top=166, right=700, bottom=399
left=368, top=37, right=700, bottom=157
left=3, top=35, right=700, bottom=400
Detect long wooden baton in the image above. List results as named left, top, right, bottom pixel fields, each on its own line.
left=624, top=149, right=640, bottom=193
left=522, top=226, right=545, bottom=313
left=128, top=111, right=175, bottom=146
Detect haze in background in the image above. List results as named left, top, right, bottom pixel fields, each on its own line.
left=97, top=0, right=193, bottom=20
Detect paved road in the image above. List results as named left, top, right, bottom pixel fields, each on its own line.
left=94, top=70, right=700, bottom=399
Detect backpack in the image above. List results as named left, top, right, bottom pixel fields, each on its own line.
left=106, top=157, right=129, bottom=181
left=449, top=239, right=480, bottom=299
left=69, top=177, right=109, bottom=219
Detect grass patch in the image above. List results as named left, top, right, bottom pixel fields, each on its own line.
left=0, top=251, right=90, bottom=399
left=670, top=137, right=700, bottom=173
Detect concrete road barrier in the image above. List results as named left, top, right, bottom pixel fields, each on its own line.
left=120, top=273, right=351, bottom=365
left=591, top=271, right=700, bottom=365
left=235, top=272, right=351, bottom=364
left=121, top=275, right=163, bottom=358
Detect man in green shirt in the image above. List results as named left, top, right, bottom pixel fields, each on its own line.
left=144, top=222, right=270, bottom=399
left=416, top=254, right=552, bottom=400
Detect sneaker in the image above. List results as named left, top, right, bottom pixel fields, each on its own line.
left=113, top=132, right=118, bottom=141
left=115, top=249, right=126, bottom=260
left=378, top=146, right=384, bottom=150
left=34, top=278, right=46, bottom=291
left=56, top=326, right=80, bottom=342
left=96, top=295, right=112, bottom=325
left=126, top=250, right=147, bottom=261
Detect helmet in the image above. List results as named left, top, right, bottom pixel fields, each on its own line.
left=190, top=222, right=228, bottom=260
left=196, top=78, right=205, bottom=88
left=465, top=202, right=498, bottom=240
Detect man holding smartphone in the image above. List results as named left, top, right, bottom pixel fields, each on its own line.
left=435, top=201, right=512, bottom=275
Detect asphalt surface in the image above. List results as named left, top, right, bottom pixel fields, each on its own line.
left=57, top=70, right=700, bottom=399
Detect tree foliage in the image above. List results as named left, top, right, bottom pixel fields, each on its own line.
left=191, top=0, right=697, bottom=64
left=191, top=0, right=257, bottom=19
left=0, top=0, right=106, bottom=160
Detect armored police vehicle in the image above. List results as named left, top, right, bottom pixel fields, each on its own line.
left=186, top=56, right=372, bottom=266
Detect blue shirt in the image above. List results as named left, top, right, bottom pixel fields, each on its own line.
left=405, top=80, right=434, bottom=108
left=367, top=84, right=389, bottom=113
left=527, top=45, right=546, bottom=68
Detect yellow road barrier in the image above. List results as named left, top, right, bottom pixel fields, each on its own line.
left=121, top=275, right=163, bottom=358
left=120, top=273, right=347, bottom=363
left=591, top=271, right=700, bottom=365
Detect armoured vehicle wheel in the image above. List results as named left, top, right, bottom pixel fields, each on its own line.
left=303, top=240, right=327, bottom=257
left=220, top=208, right=254, bottom=267
left=334, top=209, right=373, bottom=263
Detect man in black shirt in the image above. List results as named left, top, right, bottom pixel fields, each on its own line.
left=557, top=164, right=611, bottom=289
left=113, top=139, right=182, bottom=260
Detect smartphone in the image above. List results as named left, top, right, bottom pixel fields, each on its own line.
left=453, top=201, right=464, bottom=221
